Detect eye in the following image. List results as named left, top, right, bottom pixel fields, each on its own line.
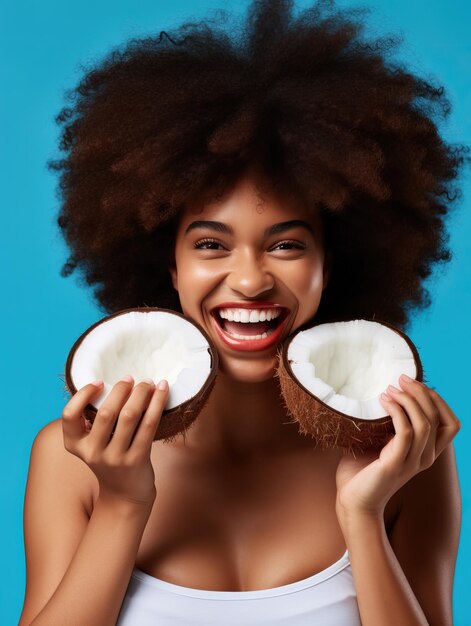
left=193, top=238, right=307, bottom=252
left=271, top=240, right=306, bottom=251
left=194, top=238, right=225, bottom=250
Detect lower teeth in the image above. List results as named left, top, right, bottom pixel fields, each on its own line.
left=225, top=327, right=275, bottom=340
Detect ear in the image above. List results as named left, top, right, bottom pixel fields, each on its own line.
left=168, top=263, right=178, bottom=292
left=322, top=251, right=333, bottom=291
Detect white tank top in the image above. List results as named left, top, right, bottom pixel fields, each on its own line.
left=116, top=549, right=361, bottom=625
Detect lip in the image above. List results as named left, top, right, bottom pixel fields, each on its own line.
left=210, top=303, right=290, bottom=352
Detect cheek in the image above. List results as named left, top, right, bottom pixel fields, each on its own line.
left=285, top=258, right=324, bottom=297
left=305, top=267, right=324, bottom=297
left=175, top=260, right=224, bottom=308
left=285, top=259, right=324, bottom=324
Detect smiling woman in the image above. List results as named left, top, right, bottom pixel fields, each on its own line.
left=168, top=170, right=329, bottom=381
left=19, top=1, right=465, bottom=625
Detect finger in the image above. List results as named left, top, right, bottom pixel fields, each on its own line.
left=107, top=379, right=156, bottom=451
left=129, top=380, right=169, bottom=453
left=386, top=386, right=431, bottom=465
left=379, top=395, right=414, bottom=467
left=428, top=388, right=461, bottom=456
left=62, top=381, right=105, bottom=448
left=398, top=376, right=440, bottom=426
left=88, top=376, right=135, bottom=448
left=397, top=376, right=441, bottom=465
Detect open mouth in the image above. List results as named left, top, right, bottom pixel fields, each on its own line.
left=209, top=306, right=290, bottom=351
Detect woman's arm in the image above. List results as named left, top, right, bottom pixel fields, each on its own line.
left=335, top=375, right=461, bottom=626
left=18, top=419, right=154, bottom=626
left=19, top=378, right=169, bottom=626
left=338, top=442, right=460, bottom=626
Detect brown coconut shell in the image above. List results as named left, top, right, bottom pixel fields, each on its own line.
left=275, top=317, right=424, bottom=456
left=63, top=307, right=219, bottom=443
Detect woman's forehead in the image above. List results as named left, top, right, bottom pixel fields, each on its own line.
left=178, top=174, right=324, bottom=234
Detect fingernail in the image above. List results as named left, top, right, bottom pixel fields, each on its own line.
left=142, top=378, right=155, bottom=386
left=388, top=385, right=400, bottom=393
left=119, top=375, right=134, bottom=383
left=157, top=379, right=168, bottom=391
left=91, top=379, right=103, bottom=387
left=381, top=392, right=391, bottom=401
left=400, top=374, right=413, bottom=383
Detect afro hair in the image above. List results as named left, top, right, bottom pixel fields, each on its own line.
left=49, top=0, right=469, bottom=332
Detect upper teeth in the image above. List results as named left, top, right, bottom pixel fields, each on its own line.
left=217, top=308, right=282, bottom=323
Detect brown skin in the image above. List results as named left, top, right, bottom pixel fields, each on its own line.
left=167, top=171, right=330, bottom=457
left=19, top=380, right=168, bottom=626
left=19, top=173, right=461, bottom=625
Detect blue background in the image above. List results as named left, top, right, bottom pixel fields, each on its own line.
left=2, top=0, right=469, bottom=623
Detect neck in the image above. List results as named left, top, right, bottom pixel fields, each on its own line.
left=177, top=371, right=307, bottom=461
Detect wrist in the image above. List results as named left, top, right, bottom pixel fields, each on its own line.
left=336, top=501, right=385, bottom=532
left=336, top=508, right=388, bottom=565
left=97, top=487, right=156, bottom=516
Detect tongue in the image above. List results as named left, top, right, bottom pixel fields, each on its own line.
left=223, top=320, right=272, bottom=335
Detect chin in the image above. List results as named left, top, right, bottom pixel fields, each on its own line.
left=218, top=355, right=278, bottom=384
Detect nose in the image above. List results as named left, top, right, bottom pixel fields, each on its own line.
left=225, top=252, right=275, bottom=298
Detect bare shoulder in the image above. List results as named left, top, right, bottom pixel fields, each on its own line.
left=392, top=441, right=461, bottom=548
left=389, top=443, right=461, bottom=625
left=397, top=441, right=460, bottom=517
left=31, top=417, right=97, bottom=513
left=19, top=419, right=99, bottom=624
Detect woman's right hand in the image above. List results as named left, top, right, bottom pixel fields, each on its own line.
left=61, top=376, right=169, bottom=506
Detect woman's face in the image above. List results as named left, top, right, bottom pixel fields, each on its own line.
left=169, top=173, right=330, bottom=383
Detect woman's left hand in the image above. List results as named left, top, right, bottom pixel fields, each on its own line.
left=335, top=374, right=461, bottom=521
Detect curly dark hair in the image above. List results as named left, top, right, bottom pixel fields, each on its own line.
left=49, top=0, right=468, bottom=332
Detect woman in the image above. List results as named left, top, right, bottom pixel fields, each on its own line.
left=19, top=1, right=464, bottom=624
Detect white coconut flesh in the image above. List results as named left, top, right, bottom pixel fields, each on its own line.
left=287, top=319, right=418, bottom=420
left=70, top=310, right=212, bottom=411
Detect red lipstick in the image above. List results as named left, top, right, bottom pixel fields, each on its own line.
left=210, top=303, right=289, bottom=352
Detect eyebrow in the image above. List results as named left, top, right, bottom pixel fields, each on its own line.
left=184, top=219, right=315, bottom=238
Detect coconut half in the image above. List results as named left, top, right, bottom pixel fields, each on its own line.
left=275, top=318, right=423, bottom=455
left=64, top=307, right=219, bottom=442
